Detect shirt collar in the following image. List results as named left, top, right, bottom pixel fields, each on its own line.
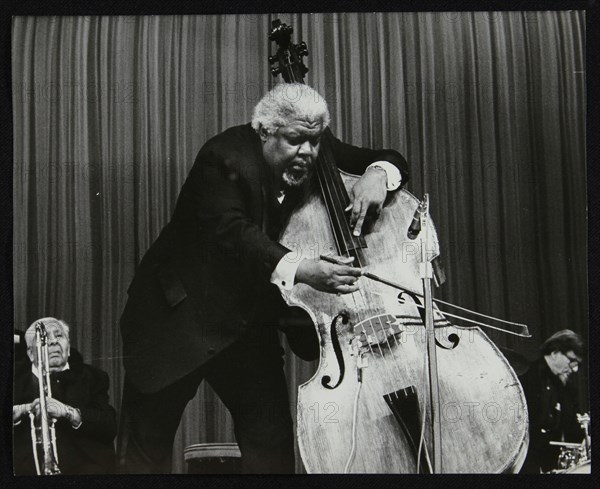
left=276, top=190, right=286, bottom=204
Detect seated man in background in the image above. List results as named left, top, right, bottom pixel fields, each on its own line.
left=13, top=317, right=117, bottom=475
left=519, top=329, right=587, bottom=473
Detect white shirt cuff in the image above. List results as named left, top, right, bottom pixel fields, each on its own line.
left=270, top=252, right=302, bottom=291
left=367, top=161, right=402, bottom=191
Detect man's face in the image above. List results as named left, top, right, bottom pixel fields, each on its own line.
left=260, top=117, right=324, bottom=187
left=27, top=321, right=70, bottom=372
left=548, top=349, right=581, bottom=383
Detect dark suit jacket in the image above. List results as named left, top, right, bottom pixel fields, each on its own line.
left=519, top=357, right=583, bottom=473
left=13, top=350, right=117, bottom=475
left=121, top=123, right=408, bottom=393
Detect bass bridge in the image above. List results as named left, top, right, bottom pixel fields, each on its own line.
left=350, top=313, right=403, bottom=357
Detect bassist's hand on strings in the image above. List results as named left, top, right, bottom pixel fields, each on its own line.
left=345, top=165, right=388, bottom=236
left=295, top=256, right=361, bottom=294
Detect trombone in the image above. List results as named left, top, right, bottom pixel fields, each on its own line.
left=29, top=321, right=61, bottom=475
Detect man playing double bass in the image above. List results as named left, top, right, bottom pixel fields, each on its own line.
left=117, top=83, right=409, bottom=473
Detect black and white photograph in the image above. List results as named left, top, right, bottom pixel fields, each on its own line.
left=2, top=2, right=592, bottom=480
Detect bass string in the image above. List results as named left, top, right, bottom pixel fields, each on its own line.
left=324, top=144, right=410, bottom=391
left=322, top=143, right=411, bottom=390
left=279, top=18, right=407, bottom=402
left=317, top=141, right=405, bottom=392
left=278, top=25, right=401, bottom=386
left=313, top=149, right=383, bottom=366
left=318, top=165, right=389, bottom=380
left=314, top=158, right=388, bottom=377
left=318, top=137, right=357, bottom=249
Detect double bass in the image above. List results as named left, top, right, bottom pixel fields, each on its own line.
left=268, top=20, right=529, bottom=473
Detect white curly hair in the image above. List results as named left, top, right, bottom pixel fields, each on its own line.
left=251, top=83, right=331, bottom=134
left=25, top=317, right=70, bottom=349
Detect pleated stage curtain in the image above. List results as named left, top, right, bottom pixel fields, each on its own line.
left=12, top=12, right=586, bottom=473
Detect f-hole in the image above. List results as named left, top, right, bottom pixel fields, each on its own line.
left=321, top=313, right=348, bottom=389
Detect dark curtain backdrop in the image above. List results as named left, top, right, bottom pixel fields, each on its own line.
left=12, top=12, right=586, bottom=473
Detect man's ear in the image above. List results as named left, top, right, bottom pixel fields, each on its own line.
left=26, top=347, right=36, bottom=366
left=258, top=125, right=269, bottom=142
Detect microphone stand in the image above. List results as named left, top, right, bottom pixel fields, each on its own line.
left=419, top=194, right=443, bottom=473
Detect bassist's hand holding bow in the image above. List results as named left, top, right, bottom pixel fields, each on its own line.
left=295, top=256, right=361, bottom=294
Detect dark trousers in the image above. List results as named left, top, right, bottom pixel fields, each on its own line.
left=117, top=328, right=295, bottom=474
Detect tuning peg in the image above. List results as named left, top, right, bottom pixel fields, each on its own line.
left=296, top=42, right=308, bottom=56
left=271, top=67, right=281, bottom=77
left=268, top=55, right=277, bottom=65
